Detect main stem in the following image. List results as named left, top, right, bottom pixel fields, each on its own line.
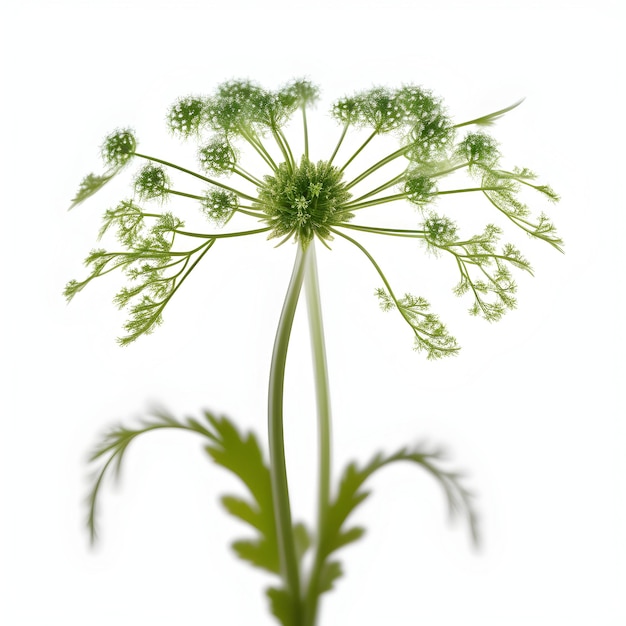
left=269, top=243, right=308, bottom=619
left=269, top=239, right=334, bottom=626
left=303, top=241, right=333, bottom=626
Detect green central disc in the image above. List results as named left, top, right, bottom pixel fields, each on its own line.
left=255, top=157, right=353, bottom=244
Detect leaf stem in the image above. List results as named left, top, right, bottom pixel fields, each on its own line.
left=268, top=243, right=308, bottom=619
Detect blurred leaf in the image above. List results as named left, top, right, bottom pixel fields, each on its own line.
left=69, top=170, right=117, bottom=209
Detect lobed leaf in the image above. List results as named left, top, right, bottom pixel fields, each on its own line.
left=70, top=171, right=117, bottom=209
left=86, top=410, right=219, bottom=543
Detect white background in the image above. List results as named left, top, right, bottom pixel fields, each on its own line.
left=1, top=1, right=624, bottom=624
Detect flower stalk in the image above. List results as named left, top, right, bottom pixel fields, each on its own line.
left=303, top=240, right=333, bottom=626
left=268, top=243, right=308, bottom=618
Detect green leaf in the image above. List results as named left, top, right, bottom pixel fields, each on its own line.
left=221, top=495, right=263, bottom=531
left=266, top=586, right=297, bottom=626
left=310, top=445, right=479, bottom=601
left=318, top=560, right=343, bottom=593
left=85, top=410, right=218, bottom=543
left=293, top=522, right=312, bottom=564
left=454, top=98, right=525, bottom=128
left=481, top=170, right=563, bottom=251
left=423, top=221, right=535, bottom=322
left=376, top=289, right=460, bottom=359
left=69, top=171, right=117, bottom=209
left=231, top=538, right=279, bottom=574
left=205, top=415, right=309, bottom=576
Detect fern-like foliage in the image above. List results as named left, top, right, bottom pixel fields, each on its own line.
left=481, top=171, right=563, bottom=251
left=308, top=445, right=478, bottom=602
left=376, top=289, right=460, bottom=359
left=86, top=410, right=217, bottom=543
left=423, top=218, right=533, bottom=321
left=69, top=171, right=118, bottom=209
left=203, top=415, right=311, bottom=575
left=65, top=198, right=219, bottom=345
left=86, top=409, right=309, bottom=626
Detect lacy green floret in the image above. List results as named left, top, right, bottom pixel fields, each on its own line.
left=397, top=85, right=442, bottom=122
left=405, top=113, right=454, bottom=162
left=101, top=129, right=136, bottom=167
left=198, top=137, right=237, bottom=174
left=331, top=85, right=447, bottom=136
left=404, top=173, right=438, bottom=207
left=280, top=78, right=320, bottom=108
left=206, top=79, right=272, bottom=134
left=456, top=132, right=500, bottom=168
left=256, top=158, right=353, bottom=244
left=357, top=87, right=405, bottom=133
left=201, top=189, right=238, bottom=225
left=331, top=96, right=361, bottom=124
left=423, top=214, right=458, bottom=247
left=167, top=96, right=205, bottom=137
left=134, top=164, right=170, bottom=200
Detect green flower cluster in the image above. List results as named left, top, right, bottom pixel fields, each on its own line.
left=255, top=157, right=353, bottom=244
left=66, top=78, right=560, bottom=355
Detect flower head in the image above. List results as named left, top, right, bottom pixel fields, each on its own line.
left=101, top=129, right=136, bottom=167
left=134, top=164, right=170, bottom=200
left=167, top=96, right=205, bottom=137
left=256, top=157, right=352, bottom=244
left=67, top=78, right=560, bottom=354
left=198, top=137, right=238, bottom=175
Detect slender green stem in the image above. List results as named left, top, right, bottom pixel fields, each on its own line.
left=302, top=106, right=310, bottom=160
left=345, top=144, right=409, bottom=190
left=453, top=98, right=524, bottom=128
left=339, top=129, right=378, bottom=173
left=327, top=121, right=350, bottom=168
left=171, top=226, right=271, bottom=239
left=436, top=186, right=507, bottom=195
left=302, top=241, right=332, bottom=626
left=338, top=223, right=427, bottom=238
left=278, top=127, right=296, bottom=169
left=168, top=189, right=204, bottom=201
left=268, top=243, right=308, bottom=620
left=330, top=228, right=451, bottom=350
left=134, top=152, right=258, bottom=202
left=349, top=172, right=406, bottom=204
left=238, top=126, right=279, bottom=172
left=343, top=192, right=407, bottom=211
left=273, top=128, right=293, bottom=171
left=233, top=166, right=265, bottom=187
